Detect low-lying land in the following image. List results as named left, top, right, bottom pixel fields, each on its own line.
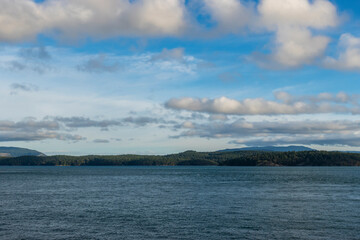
left=1, top=151, right=360, bottom=166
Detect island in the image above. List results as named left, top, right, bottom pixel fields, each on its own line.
left=1, top=150, right=360, bottom=166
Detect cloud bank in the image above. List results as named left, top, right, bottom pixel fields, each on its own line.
left=173, top=119, right=360, bottom=147
left=0, top=118, right=83, bottom=142
left=0, top=0, right=346, bottom=70
left=0, top=0, right=187, bottom=42
left=0, top=115, right=174, bottom=142
left=166, top=92, right=360, bottom=115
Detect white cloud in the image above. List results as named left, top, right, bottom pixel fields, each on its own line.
left=200, top=0, right=340, bottom=68
left=256, top=0, right=339, bottom=68
left=0, top=0, right=345, bottom=71
left=271, top=27, right=330, bottom=67
left=165, top=92, right=360, bottom=115
left=0, top=0, right=187, bottom=42
left=258, top=0, right=338, bottom=29
left=0, top=0, right=45, bottom=42
left=203, top=0, right=254, bottom=33
left=323, top=34, right=360, bottom=71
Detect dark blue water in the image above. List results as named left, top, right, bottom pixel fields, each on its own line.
left=0, top=166, right=359, bottom=240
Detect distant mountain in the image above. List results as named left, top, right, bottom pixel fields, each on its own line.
left=218, top=146, right=316, bottom=153
left=0, top=147, right=45, bottom=157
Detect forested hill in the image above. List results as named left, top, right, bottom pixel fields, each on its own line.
left=1, top=150, right=360, bottom=166
left=0, top=147, right=45, bottom=157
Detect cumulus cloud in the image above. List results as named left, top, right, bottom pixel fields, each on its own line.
left=0, top=0, right=45, bottom=42
left=270, top=27, right=330, bottom=68
left=254, top=0, right=339, bottom=68
left=258, top=0, right=338, bottom=29
left=323, top=34, right=360, bottom=71
left=200, top=0, right=340, bottom=68
left=0, top=0, right=187, bottom=42
left=0, top=0, right=349, bottom=72
left=165, top=92, right=360, bottom=115
left=203, top=0, right=254, bottom=34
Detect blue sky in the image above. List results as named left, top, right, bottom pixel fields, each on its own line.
left=1, top=0, right=360, bottom=155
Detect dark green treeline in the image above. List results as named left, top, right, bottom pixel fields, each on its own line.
left=1, top=151, right=360, bottom=166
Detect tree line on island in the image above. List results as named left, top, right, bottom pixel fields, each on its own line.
left=1, top=150, right=360, bottom=166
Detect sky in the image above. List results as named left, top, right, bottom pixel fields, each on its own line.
left=1, top=0, right=360, bottom=155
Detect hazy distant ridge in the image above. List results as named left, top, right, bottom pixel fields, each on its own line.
left=0, top=147, right=45, bottom=157
left=218, top=146, right=316, bottom=153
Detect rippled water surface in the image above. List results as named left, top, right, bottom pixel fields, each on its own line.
left=0, top=166, right=359, bottom=240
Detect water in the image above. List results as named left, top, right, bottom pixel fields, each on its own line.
left=0, top=166, right=359, bottom=240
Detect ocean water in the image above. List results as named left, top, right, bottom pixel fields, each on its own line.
left=0, top=166, right=359, bottom=240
